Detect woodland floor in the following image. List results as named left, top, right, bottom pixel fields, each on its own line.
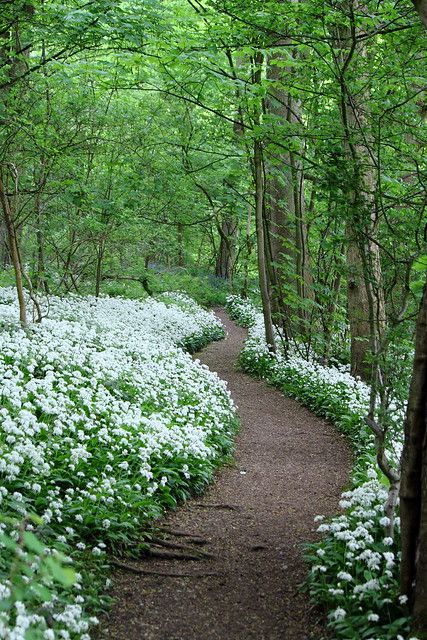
left=99, top=310, right=351, bottom=640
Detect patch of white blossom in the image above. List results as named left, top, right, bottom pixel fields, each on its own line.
left=0, top=287, right=235, bottom=638
left=225, top=295, right=258, bottom=327
left=226, top=295, right=409, bottom=638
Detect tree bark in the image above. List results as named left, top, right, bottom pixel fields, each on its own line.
left=265, top=44, right=313, bottom=329
left=337, top=2, right=386, bottom=380
left=177, top=222, right=185, bottom=267
left=35, top=168, right=49, bottom=293
left=400, top=282, right=427, bottom=635
left=0, top=173, right=27, bottom=325
left=346, top=224, right=372, bottom=379
left=413, top=0, right=427, bottom=26
left=95, top=238, right=105, bottom=298
left=215, top=214, right=237, bottom=280
left=254, top=135, right=275, bottom=352
left=0, top=219, right=11, bottom=267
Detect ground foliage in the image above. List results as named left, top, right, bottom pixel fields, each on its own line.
left=0, top=289, right=237, bottom=638
left=225, top=295, right=416, bottom=640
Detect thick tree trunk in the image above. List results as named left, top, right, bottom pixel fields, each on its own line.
left=399, top=3, right=427, bottom=633
left=400, top=282, right=427, bottom=635
left=346, top=225, right=372, bottom=379
left=254, top=136, right=275, bottom=352
left=215, top=215, right=237, bottom=280
left=338, top=3, right=386, bottom=380
left=413, top=0, right=427, bottom=26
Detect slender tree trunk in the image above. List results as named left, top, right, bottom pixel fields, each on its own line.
left=35, top=182, right=49, bottom=293
left=240, top=203, right=253, bottom=298
left=0, top=173, right=27, bottom=324
left=177, top=222, right=185, bottom=267
left=346, top=224, right=372, bottom=379
left=293, top=150, right=313, bottom=306
left=95, top=238, right=105, bottom=298
left=264, top=10, right=313, bottom=330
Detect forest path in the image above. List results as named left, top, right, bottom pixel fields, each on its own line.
left=101, top=310, right=351, bottom=640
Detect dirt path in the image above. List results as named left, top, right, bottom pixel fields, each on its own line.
left=101, top=310, right=351, bottom=640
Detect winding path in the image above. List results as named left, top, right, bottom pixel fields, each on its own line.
left=101, top=310, right=351, bottom=640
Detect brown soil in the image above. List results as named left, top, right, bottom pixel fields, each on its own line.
left=100, top=310, right=351, bottom=640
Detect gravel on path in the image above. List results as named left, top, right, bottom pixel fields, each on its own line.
left=100, top=309, right=351, bottom=640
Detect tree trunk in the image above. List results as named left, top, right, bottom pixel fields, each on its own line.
left=240, top=203, right=253, bottom=298
left=264, top=6, right=314, bottom=331
left=215, top=214, right=237, bottom=280
left=413, top=0, right=427, bottom=26
left=0, top=173, right=27, bottom=325
left=337, top=2, right=386, bottom=380
left=35, top=183, right=49, bottom=293
left=399, top=4, right=427, bottom=633
left=95, top=238, right=105, bottom=298
left=0, top=219, right=11, bottom=267
left=177, top=222, right=185, bottom=267
left=254, top=135, right=275, bottom=352
left=400, top=281, right=427, bottom=635
left=346, top=225, right=372, bottom=379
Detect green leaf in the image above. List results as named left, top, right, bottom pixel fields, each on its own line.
left=44, top=557, right=76, bottom=587
left=413, top=255, right=427, bottom=272
left=23, top=531, right=45, bottom=555
left=31, top=583, right=53, bottom=602
left=0, top=533, right=18, bottom=551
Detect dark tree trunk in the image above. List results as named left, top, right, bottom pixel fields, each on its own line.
left=413, top=0, right=427, bottom=26
left=0, top=219, right=11, bottom=267
left=400, top=282, right=427, bottom=635
left=0, top=173, right=27, bottom=325
left=215, top=215, right=237, bottom=280
left=254, top=136, right=275, bottom=352
left=95, top=239, right=105, bottom=298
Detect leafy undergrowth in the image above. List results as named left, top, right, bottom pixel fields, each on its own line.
left=225, top=295, right=414, bottom=640
left=0, top=288, right=237, bottom=638
left=90, top=268, right=231, bottom=308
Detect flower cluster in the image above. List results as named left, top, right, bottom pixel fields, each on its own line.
left=0, top=288, right=236, bottom=638
left=225, top=295, right=258, bottom=327
left=225, top=296, right=410, bottom=639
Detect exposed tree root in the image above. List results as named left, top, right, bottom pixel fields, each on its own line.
left=149, top=537, right=214, bottom=558
left=157, top=527, right=209, bottom=545
left=145, top=548, right=205, bottom=561
left=111, top=560, right=219, bottom=578
left=193, top=503, right=240, bottom=511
